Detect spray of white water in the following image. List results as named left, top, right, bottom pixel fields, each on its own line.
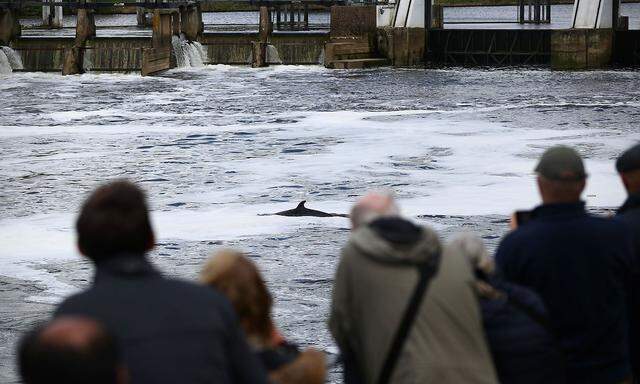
left=266, top=44, right=282, bottom=64
left=171, top=35, right=208, bottom=68
left=0, top=46, right=23, bottom=74
left=317, top=48, right=325, bottom=65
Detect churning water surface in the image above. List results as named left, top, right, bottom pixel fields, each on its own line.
left=0, top=66, right=639, bottom=382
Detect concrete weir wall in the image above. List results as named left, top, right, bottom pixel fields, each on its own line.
left=550, top=29, right=613, bottom=69
left=13, top=37, right=150, bottom=72
left=200, top=32, right=328, bottom=65
left=377, top=27, right=425, bottom=66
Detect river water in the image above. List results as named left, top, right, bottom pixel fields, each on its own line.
left=0, top=63, right=639, bottom=382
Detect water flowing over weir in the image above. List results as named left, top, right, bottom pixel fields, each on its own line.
left=171, top=35, right=208, bottom=68
left=266, top=45, right=283, bottom=64
left=0, top=46, right=23, bottom=74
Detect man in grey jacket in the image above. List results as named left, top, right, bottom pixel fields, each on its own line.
left=329, top=192, right=498, bottom=384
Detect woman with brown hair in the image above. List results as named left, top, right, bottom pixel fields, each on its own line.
left=200, top=249, right=326, bottom=384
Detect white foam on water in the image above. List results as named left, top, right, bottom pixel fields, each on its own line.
left=0, top=72, right=637, bottom=303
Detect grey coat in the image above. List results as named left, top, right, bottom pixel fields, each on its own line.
left=329, top=220, right=498, bottom=384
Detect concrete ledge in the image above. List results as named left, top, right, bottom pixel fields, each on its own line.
left=551, top=29, right=613, bottom=70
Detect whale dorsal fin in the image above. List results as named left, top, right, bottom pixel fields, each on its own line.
left=296, top=201, right=307, bottom=209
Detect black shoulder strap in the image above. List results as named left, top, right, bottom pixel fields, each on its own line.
left=376, top=254, right=441, bottom=384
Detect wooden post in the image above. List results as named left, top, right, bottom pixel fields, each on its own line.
left=251, top=41, right=267, bottom=67
left=304, top=4, right=309, bottom=30
left=152, top=10, right=173, bottom=49
left=180, top=4, right=203, bottom=41
left=252, top=6, right=271, bottom=67
left=62, top=2, right=96, bottom=75
left=258, top=6, right=271, bottom=43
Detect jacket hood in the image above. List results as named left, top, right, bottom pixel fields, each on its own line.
left=350, top=217, right=442, bottom=265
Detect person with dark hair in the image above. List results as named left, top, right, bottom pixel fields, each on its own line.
left=495, top=146, right=634, bottom=384
left=18, top=316, right=127, bottom=384
left=616, top=143, right=640, bottom=383
left=201, top=249, right=326, bottom=384
left=54, top=180, right=268, bottom=384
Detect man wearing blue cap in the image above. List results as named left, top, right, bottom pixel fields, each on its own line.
left=496, top=145, right=635, bottom=384
left=617, top=143, right=640, bottom=383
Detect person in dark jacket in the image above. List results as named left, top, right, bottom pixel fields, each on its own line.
left=495, top=146, right=634, bottom=384
left=54, top=180, right=268, bottom=384
left=454, top=233, right=565, bottom=384
left=19, top=316, right=127, bottom=384
left=616, top=143, right=640, bottom=383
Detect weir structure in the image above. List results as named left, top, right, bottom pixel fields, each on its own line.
left=1, top=0, right=638, bottom=72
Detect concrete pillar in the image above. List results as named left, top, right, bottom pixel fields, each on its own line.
left=0, top=7, right=21, bottom=45
left=377, top=27, right=425, bottom=66
left=142, top=9, right=176, bottom=76
left=258, top=6, right=272, bottom=43
left=152, top=10, right=174, bottom=49
left=42, top=0, right=63, bottom=29
left=251, top=6, right=271, bottom=68
left=75, top=9, right=96, bottom=45
left=172, top=11, right=180, bottom=37
left=62, top=47, right=83, bottom=75
left=431, top=5, right=443, bottom=29
left=180, top=4, right=203, bottom=41
left=252, top=41, right=267, bottom=67
left=62, top=5, right=96, bottom=75
left=551, top=29, right=613, bottom=69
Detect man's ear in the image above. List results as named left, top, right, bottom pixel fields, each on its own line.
left=145, top=232, right=155, bottom=252
left=77, top=241, right=87, bottom=257
left=621, top=173, right=631, bottom=192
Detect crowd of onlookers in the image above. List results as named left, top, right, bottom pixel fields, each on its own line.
left=16, top=143, right=640, bottom=384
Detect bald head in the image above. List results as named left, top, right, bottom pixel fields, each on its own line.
left=19, top=317, right=126, bottom=384
left=350, top=192, right=400, bottom=229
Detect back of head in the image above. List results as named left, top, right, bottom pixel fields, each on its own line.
left=18, top=317, right=125, bottom=384
left=350, top=191, right=400, bottom=229
left=76, top=180, right=153, bottom=261
left=616, top=143, right=640, bottom=194
left=200, top=250, right=273, bottom=345
left=534, top=146, right=587, bottom=204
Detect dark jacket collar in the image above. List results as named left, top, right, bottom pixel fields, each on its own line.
left=618, top=193, right=640, bottom=215
left=532, top=201, right=586, bottom=220
left=94, top=253, right=160, bottom=284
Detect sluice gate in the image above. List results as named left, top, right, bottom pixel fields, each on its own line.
left=427, top=30, right=552, bottom=66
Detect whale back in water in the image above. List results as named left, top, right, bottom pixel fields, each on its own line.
left=274, top=201, right=347, bottom=218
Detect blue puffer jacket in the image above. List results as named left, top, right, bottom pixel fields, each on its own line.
left=480, top=277, right=565, bottom=384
